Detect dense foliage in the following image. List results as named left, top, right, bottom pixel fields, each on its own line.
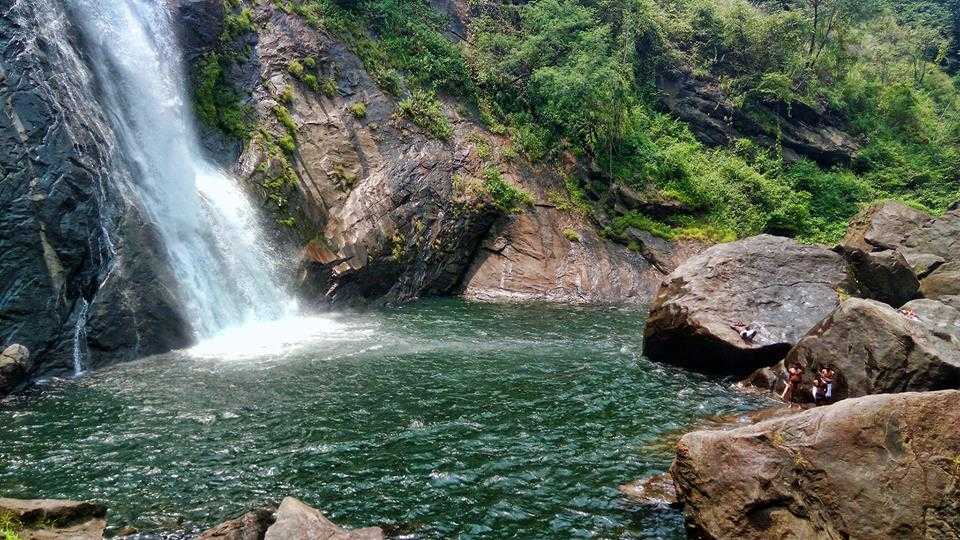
left=216, top=0, right=960, bottom=243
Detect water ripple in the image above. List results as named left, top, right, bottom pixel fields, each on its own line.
left=0, top=299, right=771, bottom=538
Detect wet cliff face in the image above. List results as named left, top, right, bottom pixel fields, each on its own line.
left=0, top=0, right=190, bottom=377
left=181, top=1, right=665, bottom=307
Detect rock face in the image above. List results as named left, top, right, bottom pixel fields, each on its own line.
left=643, top=235, right=855, bottom=374
left=657, top=70, right=859, bottom=166
left=181, top=2, right=665, bottom=307
left=1, top=0, right=190, bottom=378
left=0, top=344, right=31, bottom=398
left=781, top=298, right=960, bottom=400
left=671, top=390, right=960, bottom=540
left=263, top=497, right=383, bottom=540
left=460, top=205, right=668, bottom=303
left=0, top=497, right=107, bottom=540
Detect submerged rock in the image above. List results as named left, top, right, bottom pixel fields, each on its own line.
left=643, top=235, right=855, bottom=374
left=671, top=390, right=960, bottom=539
left=0, top=497, right=107, bottom=540
left=0, top=344, right=30, bottom=397
left=618, top=472, right=680, bottom=508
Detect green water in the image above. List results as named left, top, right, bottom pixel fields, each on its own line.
left=0, top=300, right=768, bottom=538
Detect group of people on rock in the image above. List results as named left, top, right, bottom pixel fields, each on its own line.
left=781, top=363, right=837, bottom=407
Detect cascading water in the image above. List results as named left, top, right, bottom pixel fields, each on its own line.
left=64, top=0, right=295, bottom=340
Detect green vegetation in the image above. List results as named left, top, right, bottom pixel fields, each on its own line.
left=349, top=101, right=367, bottom=118
left=466, top=0, right=960, bottom=241
left=396, top=90, right=453, bottom=140
left=199, top=0, right=959, bottom=235
left=562, top=228, right=581, bottom=242
left=0, top=511, right=21, bottom=540
left=193, top=53, right=252, bottom=139
left=482, top=167, right=534, bottom=212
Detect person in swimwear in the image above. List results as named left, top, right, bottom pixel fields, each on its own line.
left=782, top=362, right=803, bottom=406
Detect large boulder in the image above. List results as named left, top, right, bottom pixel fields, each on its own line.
left=263, top=497, right=383, bottom=540
left=671, top=390, right=960, bottom=540
left=0, top=497, right=107, bottom=540
left=643, top=235, right=855, bottom=374
left=0, top=344, right=30, bottom=398
left=780, top=298, right=960, bottom=400
left=836, top=247, right=919, bottom=308
left=842, top=200, right=931, bottom=253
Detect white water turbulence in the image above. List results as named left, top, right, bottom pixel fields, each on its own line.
left=66, top=0, right=297, bottom=340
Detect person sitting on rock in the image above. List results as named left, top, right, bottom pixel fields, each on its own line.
left=781, top=362, right=803, bottom=406
left=730, top=322, right=758, bottom=343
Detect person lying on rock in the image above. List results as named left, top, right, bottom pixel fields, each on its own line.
left=781, top=362, right=803, bottom=406
left=730, top=322, right=758, bottom=342
left=899, top=307, right=919, bottom=320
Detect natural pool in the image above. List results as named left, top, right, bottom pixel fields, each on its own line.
left=0, top=300, right=769, bottom=538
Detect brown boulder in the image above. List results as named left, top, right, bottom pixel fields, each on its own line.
left=0, top=497, right=107, bottom=540
left=263, top=497, right=383, bottom=540
left=671, top=390, right=960, bottom=540
left=643, top=235, right=855, bottom=374
left=782, top=298, right=960, bottom=400
left=836, top=247, right=919, bottom=308
left=842, top=200, right=931, bottom=253
left=920, top=260, right=960, bottom=300
left=197, top=508, right=275, bottom=540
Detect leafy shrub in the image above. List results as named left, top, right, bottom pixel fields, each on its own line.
left=483, top=167, right=534, bottom=212
left=396, top=90, right=453, bottom=140
left=193, top=53, right=252, bottom=139
left=349, top=101, right=367, bottom=118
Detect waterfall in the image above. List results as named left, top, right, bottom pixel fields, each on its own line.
left=71, top=299, right=89, bottom=375
left=64, top=0, right=295, bottom=340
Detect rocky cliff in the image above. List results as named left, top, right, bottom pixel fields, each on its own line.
left=0, top=0, right=190, bottom=378
left=179, top=0, right=667, bottom=307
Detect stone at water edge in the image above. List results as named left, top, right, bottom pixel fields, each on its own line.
left=0, top=344, right=31, bottom=398
left=643, top=235, right=856, bottom=375
left=671, top=390, right=960, bottom=540
left=0, top=497, right=107, bottom=540
left=786, top=298, right=960, bottom=400
left=197, top=507, right=276, bottom=540
left=263, top=497, right=383, bottom=540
